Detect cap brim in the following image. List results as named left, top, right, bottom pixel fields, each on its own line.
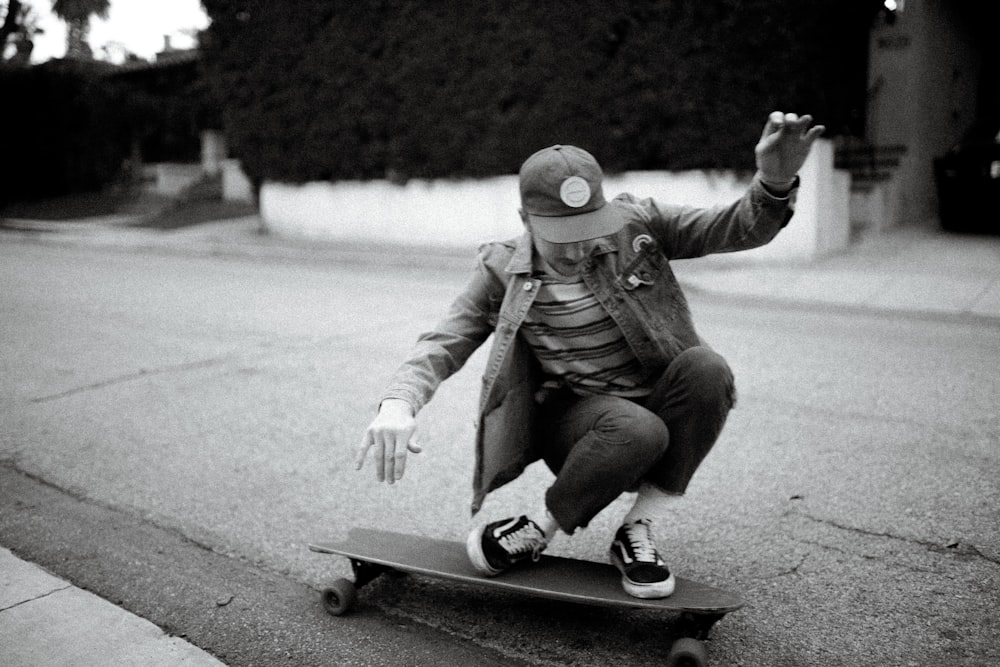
left=527, top=203, right=625, bottom=243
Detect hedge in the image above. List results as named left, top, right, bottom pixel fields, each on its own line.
left=203, top=0, right=882, bottom=185
left=108, top=58, right=219, bottom=165
left=0, top=57, right=218, bottom=205
left=0, top=60, right=128, bottom=203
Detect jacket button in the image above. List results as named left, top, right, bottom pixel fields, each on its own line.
left=523, top=282, right=533, bottom=291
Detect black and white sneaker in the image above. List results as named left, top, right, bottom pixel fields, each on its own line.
left=467, top=515, right=548, bottom=576
left=609, top=519, right=676, bottom=599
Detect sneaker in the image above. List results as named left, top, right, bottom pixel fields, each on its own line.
left=467, top=515, right=548, bottom=576
left=609, top=519, right=676, bottom=599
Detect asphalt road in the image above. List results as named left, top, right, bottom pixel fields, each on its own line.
left=1, top=240, right=998, bottom=666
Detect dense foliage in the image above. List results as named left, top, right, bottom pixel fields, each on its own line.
left=0, top=56, right=217, bottom=204
left=0, top=60, right=126, bottom=203
left=108, top=58, right=219, bottom=164
left=202, top=0, right=882, bottom=185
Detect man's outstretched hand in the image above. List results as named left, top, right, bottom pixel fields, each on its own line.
left=356, top=398, right=422, bottom=484
left=755, top=111, right=826, bottom=187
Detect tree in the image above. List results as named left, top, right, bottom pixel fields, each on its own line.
left=51, top=0, right=108, bottom=60
left=1, top=1, right=24, bottom=57
left=202, top=0, right=883, bottom=184
left=2, top=0, right=43, bottom=65
left=1, top=1, right=24, bottom=50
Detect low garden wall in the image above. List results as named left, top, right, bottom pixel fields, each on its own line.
left=259, top=139, right=849, bottom=261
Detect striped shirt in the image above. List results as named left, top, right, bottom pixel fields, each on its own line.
left=522, top=274, right=652, bottom=398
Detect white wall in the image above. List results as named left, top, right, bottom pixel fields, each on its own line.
left=144, top=163, right=203, bottom=196
left=259, top=138, right=848, bottom=261
left=200, top=130, right=227, bottom=177
left=221, top=159, right=254, bottom=203
left=740, top=139, right=851, bottom=261
left=261, top=176, right=524, bottom=249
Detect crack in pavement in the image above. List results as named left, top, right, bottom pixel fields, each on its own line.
left=761, top=552, right=810, bottom=579
left=26, top=335, right=353, bottom=405
left=29, top=358, right=229, bottom=404
left=792, top=510, right=1000, bottom=566
left=0, top=584, right=73, bottom=612
left=790, top=537, right=942, bottom=576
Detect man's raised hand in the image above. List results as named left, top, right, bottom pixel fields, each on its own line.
left=755, top=111, right=826, bottom=186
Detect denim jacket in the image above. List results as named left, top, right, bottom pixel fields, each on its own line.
left=381, top=175, right=797, bottom=514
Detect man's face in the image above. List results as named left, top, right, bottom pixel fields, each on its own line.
left=531, top=233, right=602, bottom=278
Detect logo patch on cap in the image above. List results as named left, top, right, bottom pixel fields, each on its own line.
left=559, top=176, right=591, bottom=208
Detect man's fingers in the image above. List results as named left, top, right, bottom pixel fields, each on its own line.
left=356, top=424, right=420, bottom=484
left=355, top=436, right=372, bottom=470
left=392, top=438, right=422, bottom=481
left=784, top=114, right=826, bottom=142
left=375, top=434, right=392, bottom=482
left=383, top=433, right=397, bottom=484
left=786, top=114, right=818, bottom=138
left=393, top=447, right=407, bottom=481
left=763, top=111, right=823, bottom=140
left=373, top=435, right=386, bottom=482
left=762, top=110, right=785, bottom=139
left=385, top=433, right=417, bottom=483
left=804, top=124, right=826, bottom=143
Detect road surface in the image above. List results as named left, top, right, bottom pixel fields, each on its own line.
left=2, top=240, right=997, bottom=666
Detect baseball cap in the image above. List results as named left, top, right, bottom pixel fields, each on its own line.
left=519, top=145, right=625, bottom=243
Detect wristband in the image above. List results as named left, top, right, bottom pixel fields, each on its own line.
left=758, top=174, right=799, bottom=197
left=759, top=174, right=797, bottom=189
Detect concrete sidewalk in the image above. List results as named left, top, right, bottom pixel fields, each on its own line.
left=0, top=546, right=224, bottom=666
left=4, top=214, right=1000, bottom=321
left=676, top=223, right=1000, bottom=320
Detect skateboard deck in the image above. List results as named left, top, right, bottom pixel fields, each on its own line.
left=310, top=527, right=743, bottom=615
left=311, top=528, right=744, bottom=665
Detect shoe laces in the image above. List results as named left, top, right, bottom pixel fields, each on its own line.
left=498, top=520, right=547, bottom=561
left=623, top=520, right=660, bottom=564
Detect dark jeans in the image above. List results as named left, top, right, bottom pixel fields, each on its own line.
left=536, top=347, right=736, bottom=533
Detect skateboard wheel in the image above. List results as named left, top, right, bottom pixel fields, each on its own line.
left=666, top=637, right=708, bottom=667
left=322, top=578, right=357, bottom=616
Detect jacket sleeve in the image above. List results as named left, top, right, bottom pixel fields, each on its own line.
left=620, top=173, right=798, bottom=260
left=379, top=248, right=500, bottom=414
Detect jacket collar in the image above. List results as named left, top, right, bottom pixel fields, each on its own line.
left=505, top=232, right=535, bottom=274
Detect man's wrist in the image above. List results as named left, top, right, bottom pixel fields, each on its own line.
left=379, top=398, right=415, bottom=416
left=757, top=172, right=799, bottom=196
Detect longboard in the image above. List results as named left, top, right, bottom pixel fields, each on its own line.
left=310, top=528, right=745, bottom=666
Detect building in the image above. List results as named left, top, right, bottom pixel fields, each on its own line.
left=845, top=0, right=999, bottom=233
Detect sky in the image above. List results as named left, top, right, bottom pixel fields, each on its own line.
left=28, top=0, right=210, bottom=63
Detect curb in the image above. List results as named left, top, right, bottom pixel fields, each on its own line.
left=0, top=546, right=224, bottom=666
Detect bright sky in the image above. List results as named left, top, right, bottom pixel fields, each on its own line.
left=28, top=0, right=210, bottom=63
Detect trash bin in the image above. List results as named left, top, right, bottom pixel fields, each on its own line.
left=934, top=139, right=1000, bottom=234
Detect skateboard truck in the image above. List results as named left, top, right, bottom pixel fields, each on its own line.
left=349, top=558, right=391, bottom=588
left=678, top=611, right=726, bottom=640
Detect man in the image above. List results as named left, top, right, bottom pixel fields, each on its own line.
left=357, top=111, right=824, bottom=599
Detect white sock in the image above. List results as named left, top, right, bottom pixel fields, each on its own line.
left=533, top=508, right=561, bottom=541
left=624, top=483, right=681, bottom=525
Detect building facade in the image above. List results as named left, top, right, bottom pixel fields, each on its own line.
left=858, top=0, right=998, bottom=230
